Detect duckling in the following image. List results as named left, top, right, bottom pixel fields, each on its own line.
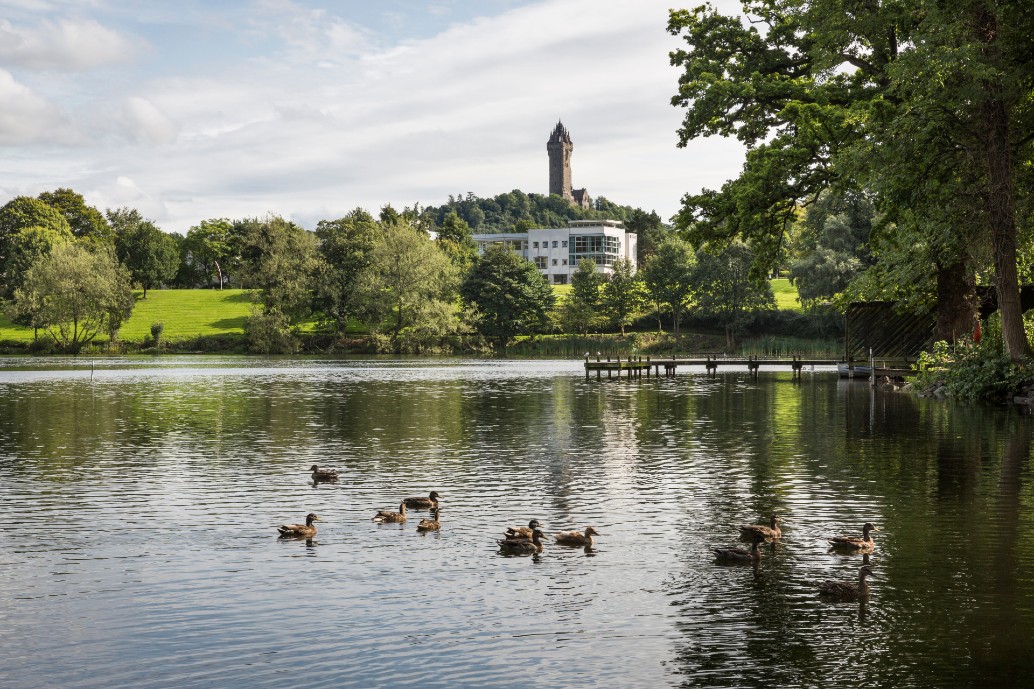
left=740, top=514, right=781, bottom=540
left=498, top=528, right=545, bottom=555
left=714, top=532, right=765, bottom=563
left=278, top=513, right=319, bottom=538
left=828, top=522, right=880, bottom=552
left=403, top=491, right=441, bottom=510
left=309, top=464, right=339, bottom=482
left=504, top=518, right=542, bottom=540
left=554, top=526, right=600, bottom=547
left=416, top=507, right=441, bottom=532
left=372, top=502, right=407, bottom=523
left=819, top=565, right=876, bottom=599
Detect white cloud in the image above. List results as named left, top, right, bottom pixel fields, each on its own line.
left=0, top=17, right=138, bottom=71
left=0, top=68, right=67, bottom=144
left=0, top=0, right=746, bottom=233
left=122, top=96, right=179, bottom=145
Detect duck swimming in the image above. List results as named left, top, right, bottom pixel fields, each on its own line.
left=828, top=522, right=880, bottom=552
left=372, top=502, right=407, bottom=523
left=278, top=513, right=320, bottom=538
left=417, top=508, right=441, bottom=532
left=714, top=532, right=765, bottom=564
left=505, top=519, right=542, bottom=540
left=819, top=565, right=875, bottom=599
left=403, top=491, right=441, bottom=510
left=498, top=528, right=545, bottom=555
left=554, top=526, right=599, bottom=547
left=309, top=465, right=339, bottom=482
left=740, top=514, right=781, bottom=540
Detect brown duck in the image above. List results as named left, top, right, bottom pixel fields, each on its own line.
left=403, top=491, right=441, bottom=510
left=278, top=513, right=320, bottom=538
left=372, top=502, right=407, bottom=523
left=714, top=532, right=765, bottom=563
left=740, top=514, right=781, bottom=540
left=819, top=565, right=876, bottom=599
left=416, top=508, right=441, bottom=532
left=498, top=528, right=545, bottom=555
left=828, top=522, right=880, bottom=552
left=310, top=465, right=339, bottom=482
left=554, top=526, right=600, bottom=547
left=505, top=518, right=542, bottom=540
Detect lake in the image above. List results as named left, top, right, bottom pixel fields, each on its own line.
left=1, top=357, right=1032, bottom=688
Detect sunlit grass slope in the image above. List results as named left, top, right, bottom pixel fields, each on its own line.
left=771, top=278, right=801, bottom=311
left=0, top=289, right=257, bottom=343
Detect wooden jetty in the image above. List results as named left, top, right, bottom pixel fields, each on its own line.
left=584, top=354, right=914, bottom=385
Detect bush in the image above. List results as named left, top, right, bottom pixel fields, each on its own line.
left=244, top=308, right=299, bottom=354
left=911, top=314, right=1034, bottom=402
left=150, top=321, right=164, bottom=347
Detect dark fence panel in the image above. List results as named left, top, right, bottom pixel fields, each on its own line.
left=844, top=302, right=934, bottom=361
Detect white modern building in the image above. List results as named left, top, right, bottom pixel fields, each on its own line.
left=472, top=220, right=637, bottom=285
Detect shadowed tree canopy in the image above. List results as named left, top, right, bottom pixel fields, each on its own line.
left=668, top=0, right=1034, bottom=359
left=0, top=196, right=73, bottom=295
left=108, top=207, right=179, bottom=299
left=37, top=189, right=111, bottom=245
left=460, top=245, right=555, bottom=351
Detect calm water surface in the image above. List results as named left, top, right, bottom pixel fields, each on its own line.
left=1, top=357, right=1033, bottom=689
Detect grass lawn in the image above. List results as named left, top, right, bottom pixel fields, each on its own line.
left=0, top=289, right=258, bottom=343
left=771, top=278, right=801, bottom=311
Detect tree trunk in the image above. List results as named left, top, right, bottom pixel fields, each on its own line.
left=976, top=4, right=1028, bottom=361
left=934, top=260, right=977, bottom=343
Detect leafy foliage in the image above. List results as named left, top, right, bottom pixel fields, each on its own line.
left=602, top=258, right=647, bottom=335
left=460, top=245, right=555, bottom=350
left=11, top=242, right=134, bottom=353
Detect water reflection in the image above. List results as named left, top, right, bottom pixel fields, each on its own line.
left=0, top=360, right=1033, bottom=688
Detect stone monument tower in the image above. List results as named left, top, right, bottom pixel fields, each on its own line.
left=546, top=121, right=591, bottom=208
left=547, top=120, right=573, bottom=200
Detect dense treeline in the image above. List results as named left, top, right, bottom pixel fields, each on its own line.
left=668, top=0, right=1034, bottom=398
left=0, top=188, right=811, bottom=355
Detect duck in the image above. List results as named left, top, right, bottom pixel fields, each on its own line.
left=309, top=464, right=339, bottom=482
left=278, top=513, right=320, bottom=538
left=403, top=491, right=441, bottom=510
left=504, top=518, right=542, bottom=540
left=828, top=522, right=880, bottom=552
left=714, top=532, right=765, bottom=564
left=554, top=526, right=600, bottom=547
left=372, top=502, right=407, bottom=523
left=416, top=507, right=441, bottom=532
left=498, top=528, right=545, bottom=555
left=740, top=514, right=781, bottom=540
left=819, top=565, right=876, bottom=599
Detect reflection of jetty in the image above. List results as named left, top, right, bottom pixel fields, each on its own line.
left=583, top=355, right=914, bottom=382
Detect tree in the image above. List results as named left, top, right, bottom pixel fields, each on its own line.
left=37, top=188, right=111, bottom=245
left=602, top=259, right=647, bottom=335
left=667, top=0, right=1033, bottom=360
left=0, top=196, right=72, bottom=295
left=4, top=226, right=72, bottom=300
left=357, top=220, right=458, bottom=351
left=181, top=219, right=235, bottom=288
left=788, top=191, right=874, bottom=308
left=436, top=211, right=478, bottom=272
left=312, top=209, right=377, bottom=334
left=460, top=245, right=555, bottom=351
left=562, top=258, right=604, bottom=335
left=642, top=237, right=696, bottom=338
left=625, top=209, right=669, bottom=261
left=11, top=242, right=134, bottom=353
left=692, top=242, right=775, bottom=349
left=236, top=215, right=318, bottom=322
left=108, top=208, right=179, bottom=299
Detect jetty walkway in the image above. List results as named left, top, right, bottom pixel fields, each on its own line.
left=584, top=355, right=913, bottom=383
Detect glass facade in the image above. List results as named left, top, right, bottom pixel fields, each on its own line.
left=570, top=234, right=621, bottom=267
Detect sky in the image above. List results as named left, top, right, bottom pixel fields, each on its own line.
left=0, top=0, right=746, bottom=234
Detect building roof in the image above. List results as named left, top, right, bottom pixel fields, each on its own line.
left=547, top=120, right=572, bottom=145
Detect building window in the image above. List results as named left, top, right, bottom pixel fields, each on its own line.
left=553, top=274, right=568, bottom=285
left=562, top=240, right=568, bottom=248
left=535, top=256, right=547, bottom=269
left=552, top=258, right=558, bottom=266
left=533, top=241, right=539, bottom=249
left=552, top=241, right=558, bottom=248
left=562, top=259, right=568, bottom=266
